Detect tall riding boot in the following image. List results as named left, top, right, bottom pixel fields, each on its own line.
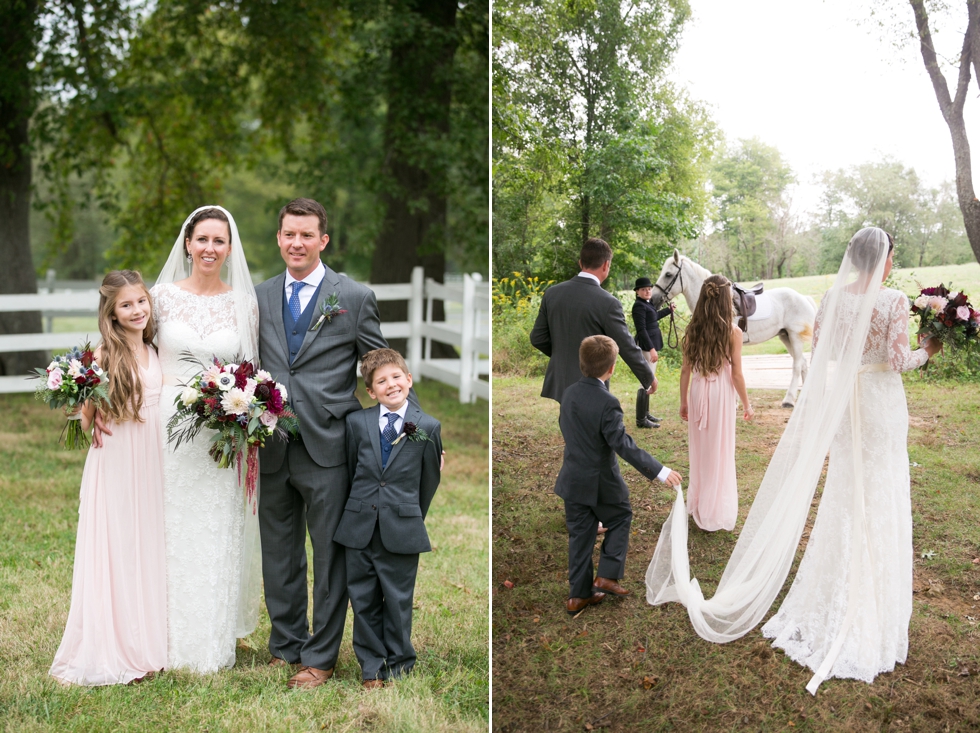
left=636, top=389, right=656, bottom=428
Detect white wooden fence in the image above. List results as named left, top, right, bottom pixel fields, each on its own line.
left=0, top=266, right=489, bottom=403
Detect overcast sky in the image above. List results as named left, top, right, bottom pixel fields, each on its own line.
left=669, top=0, right=979, bottom=217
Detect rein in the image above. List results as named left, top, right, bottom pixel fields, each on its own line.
left=654, top=265, right=683, bottom=349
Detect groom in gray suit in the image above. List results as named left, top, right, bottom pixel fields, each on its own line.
left=256, top=198, right=390, bottom=689
left=530, top=237, right=655, bottom=403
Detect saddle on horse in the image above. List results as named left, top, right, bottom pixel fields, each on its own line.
left=732, top=281, right=764, bottom=333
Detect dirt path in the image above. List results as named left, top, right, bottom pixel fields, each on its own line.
left=741, top=352, right=811, bottom=390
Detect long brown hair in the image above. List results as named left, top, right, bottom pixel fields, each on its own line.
left=682, top=274, right=734, bottom=376
left=97, top=271, right=156, bottom=422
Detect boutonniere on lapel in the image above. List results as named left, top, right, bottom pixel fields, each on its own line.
left=391, top=421, right=429, bottom=445
left=309, top=292, right=348, bottom=331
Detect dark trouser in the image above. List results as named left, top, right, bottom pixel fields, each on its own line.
left=346, top=523, right=419, bottom=680
left=563, top=497, right=633, bottom=599
left=259, top=441, right=349, bottom=670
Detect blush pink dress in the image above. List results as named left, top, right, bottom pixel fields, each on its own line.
left=686, top=361, right=738, bottom=531
left=49, top=347, right=168, bottom=685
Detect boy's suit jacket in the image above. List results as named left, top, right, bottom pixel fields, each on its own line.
left=333, top=403, right=443, bottom=554
left=530, top=276, right=653, bottom=403
left=555, top=378, right=664, bottom=506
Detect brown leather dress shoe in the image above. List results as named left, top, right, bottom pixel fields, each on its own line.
left=593, top=576, right=630, bottom=597
left=287, top=666, right=334, bottom=689
left=362, top=679, right=384, bottom=689
left=566, top=591, right=606, bottom=615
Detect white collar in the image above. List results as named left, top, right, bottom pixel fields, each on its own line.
left=381, top=402, right=409, bottom=420
left=577, top=271, right=601, bottom=286
left=284, top=261, right=325, bottom=290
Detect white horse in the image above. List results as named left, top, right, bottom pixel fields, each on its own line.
left=650, top=250, right=817, bottom=408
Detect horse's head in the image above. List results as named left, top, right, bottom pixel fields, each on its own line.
left=650, top=249, right=684, bottom=307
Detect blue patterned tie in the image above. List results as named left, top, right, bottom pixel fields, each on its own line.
left=288, top=281, right=306, bottom=321
left=382, top=412, right=400, bottom=444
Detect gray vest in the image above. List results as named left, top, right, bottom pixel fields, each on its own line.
left=283, top=279, right=325, bottom=364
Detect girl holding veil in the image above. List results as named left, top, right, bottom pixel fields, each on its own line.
left=151, top=206, right=262, bottom=672
left=646, top=227, right=940, bottom=693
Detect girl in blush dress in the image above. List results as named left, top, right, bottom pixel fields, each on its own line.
left=679, top=274, right=754, bottom=531
left=50, top=271, right=168, bottom=686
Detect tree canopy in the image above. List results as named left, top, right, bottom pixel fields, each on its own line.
left=493, top=0, right=714, bottom=286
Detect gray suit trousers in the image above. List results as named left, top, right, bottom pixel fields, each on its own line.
left=259, top=440, right=349, bottom=669
left=346, top=522, right=419, bottom=680
left=563, top=497, right=632, bottom=599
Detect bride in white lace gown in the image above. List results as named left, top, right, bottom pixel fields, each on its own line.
left=151, top=206, right=262, bottom=672
left=646, top=228, right=939, bottom=694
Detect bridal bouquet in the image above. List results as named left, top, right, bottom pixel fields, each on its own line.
left=910, top=284, right=980, bottom=349
left=30, top=342, right=108, bottom=450
left=166, top=356, right=299, bottom=509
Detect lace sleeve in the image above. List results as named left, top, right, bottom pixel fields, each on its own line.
left=812, top=294, right=828, bottom=352
left=887, top=290, right=929, bottom=372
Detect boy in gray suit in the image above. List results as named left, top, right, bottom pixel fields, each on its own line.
left=334, top=348, right=443, bottom=687
left=556, top=335, right=682, bottom=616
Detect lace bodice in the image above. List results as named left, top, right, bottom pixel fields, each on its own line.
left=813, top=288, right=929, bottom=372
left=151, top=283, right=259, bottom=380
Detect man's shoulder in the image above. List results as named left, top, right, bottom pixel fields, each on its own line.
left=256, top=273, right=284, bottom=294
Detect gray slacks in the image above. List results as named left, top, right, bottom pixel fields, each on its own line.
left=346, top=522, right=419, bottom=680
left=259, top=441, right=349, bottom=670
left=563, top=497, right=632, bottom=599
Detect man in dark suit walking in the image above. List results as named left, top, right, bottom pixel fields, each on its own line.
left=555, top=336, right=682, bottom=615
left=530, top=238, right=655, bottom=403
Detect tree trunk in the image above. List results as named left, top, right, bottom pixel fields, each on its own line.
left=370, top=0, right=458, bottom=358
left=0, top=0, right=45, bottom=375
left=910, top=0, right=980, bottom=264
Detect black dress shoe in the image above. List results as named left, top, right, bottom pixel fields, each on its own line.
left=636, top=417, right=659, bottom=429
left=645, top=414, right=661, bottom=423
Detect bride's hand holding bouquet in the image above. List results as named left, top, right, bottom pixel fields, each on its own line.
left=166, top=355, right=299, bottom=510
left=910, top=284, right=979, bottom=355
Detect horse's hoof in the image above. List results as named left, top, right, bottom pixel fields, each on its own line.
left=781, top=401, right=795, bottom=409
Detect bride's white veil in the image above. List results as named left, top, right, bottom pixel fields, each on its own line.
left=155, top=204, right=263, bottom=638
left=645, top=228, right=891, bottom=685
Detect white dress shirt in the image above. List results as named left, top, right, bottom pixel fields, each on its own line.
left=284, top=261, right=326, bottom=315
left=577, top=271, right=601, bottom=286
left=379, top=401, right=409, bottom=437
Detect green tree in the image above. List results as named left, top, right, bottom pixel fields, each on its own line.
left=710, top=138, right=796, bottom=280
left=493, top=0, right=713, bottom=284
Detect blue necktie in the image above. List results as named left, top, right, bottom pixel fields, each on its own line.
left=382, top=412, right=400, bottom=444
left=288, top=281, right=306, bottom=321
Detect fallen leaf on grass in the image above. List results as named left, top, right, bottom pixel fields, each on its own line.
left=921, top=550, right=937, bottom=560
left=972, top=558, right=979, bottom=564
left=576, top=629, right=588, bottom=638
left=637, top=645, right=646, bottom=653
left=974, top=594, right=980, bottom=601
left=451, top=582, right=471, bottom=594
left=927, top=580, right=945, bottom=596
left=641, top=676, right=659, bottom=689
left=503, top=580, right=514, bottom=589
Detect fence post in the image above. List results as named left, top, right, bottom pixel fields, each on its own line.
left=44, top=269, right=56, bottom=333
left=459, top=273, right=475, bottom=404
left=408, top=266, right=424, bottom=378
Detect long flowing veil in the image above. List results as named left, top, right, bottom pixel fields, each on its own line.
left=155, top=204, right=263, bottom=638
left=645, top=228, right=891, bottom=690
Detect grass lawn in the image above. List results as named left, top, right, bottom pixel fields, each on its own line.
left=492, top=371, right=980, bottom=732
left=0, top=378, right=488, bottom=732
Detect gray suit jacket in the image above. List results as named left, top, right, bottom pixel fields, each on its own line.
left=257, top=264, right=389, bottom=472
left=333, top=403, right=442, bottom=554
left=530, top=276, right=653, bottom=403
left=555, top=378, right=664, bottom=507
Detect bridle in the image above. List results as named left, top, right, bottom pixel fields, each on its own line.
left=652, top=262, right=683, bottom=349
